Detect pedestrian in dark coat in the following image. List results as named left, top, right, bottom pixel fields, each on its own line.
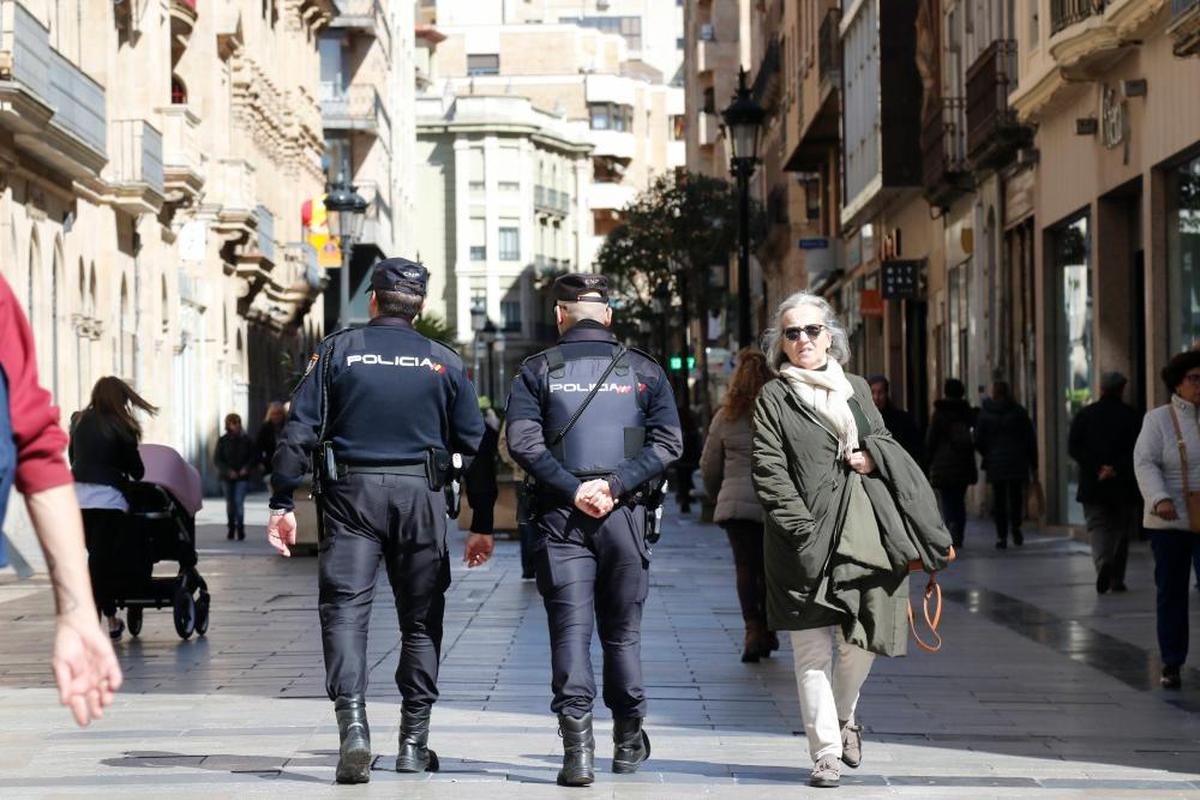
left=868, top=376, right=924, bottom=463
left=925, top=379, right=978, bottom=548
left=215, top=413, right=256, bottom=540
left=255, top=401, right=287, bottom=476
left=1068, top=372, right=1142, bottom=594
left=975, top=381, right=1037, bottom=549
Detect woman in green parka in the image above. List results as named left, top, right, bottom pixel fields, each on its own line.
left=752, top=291, right=952, bottom=789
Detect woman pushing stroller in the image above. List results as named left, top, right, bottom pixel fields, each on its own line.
left=69, top=377, right=158, bottom=640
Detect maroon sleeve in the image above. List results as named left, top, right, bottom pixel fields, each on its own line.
left=0, top=275, right=72, bottom=494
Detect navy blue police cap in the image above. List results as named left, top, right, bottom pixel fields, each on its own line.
left=368, top=257, right=428, bottom=297
left=554, top=273, right=609, bottom=303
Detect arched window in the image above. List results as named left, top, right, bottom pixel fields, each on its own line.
left=171, top=74, right=188, bottom=105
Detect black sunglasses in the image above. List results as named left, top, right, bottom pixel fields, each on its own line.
left=783, top=324, right=826, bottom=342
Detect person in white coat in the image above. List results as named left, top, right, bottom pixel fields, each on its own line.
left=1134, top=350, right=1200, bottom=689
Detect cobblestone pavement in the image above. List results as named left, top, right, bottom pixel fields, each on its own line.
left=2, top=495, right=1200, bottom=799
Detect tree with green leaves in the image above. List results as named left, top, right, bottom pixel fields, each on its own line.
left=594, top=172, right=762, bottom=417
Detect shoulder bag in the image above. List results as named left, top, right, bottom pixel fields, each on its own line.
left=1168, top=405, right=1200, bottom=533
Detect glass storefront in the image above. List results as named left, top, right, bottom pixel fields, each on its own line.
left=1052, top=214, right=1093, bottom=526
left=1168, top=152, right=1200, bottom=354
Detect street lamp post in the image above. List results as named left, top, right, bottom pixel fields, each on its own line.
left=324, top=178, right=368, bottom=328
left=722, top=69, right=765, bottom=350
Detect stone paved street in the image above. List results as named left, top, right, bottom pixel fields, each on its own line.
left=2, top=495, right=1200, bottom=799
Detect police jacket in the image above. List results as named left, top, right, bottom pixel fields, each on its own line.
left=269, top=316, right=484, bottom=511
left=505, top=319, right=682, bottom=504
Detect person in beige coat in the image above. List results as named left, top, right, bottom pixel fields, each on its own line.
left=701, top=348, right=778, bottom=662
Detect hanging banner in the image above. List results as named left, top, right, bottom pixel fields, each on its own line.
left=302, top=197, right=343, bottom=268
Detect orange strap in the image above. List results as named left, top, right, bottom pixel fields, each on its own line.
left=907, top=573, right=943, bottom=653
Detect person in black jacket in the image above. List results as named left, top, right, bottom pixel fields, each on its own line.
left=69, top=377, right=158, bottom=640
left=975, top=380, right=1037, bottom=549
left=215, top=413, right=257, bottom=541
left=925, top=379, right=978, bottom=548
left=461, top=402, right=499, bottom=539
left=1068, top=372, right=1143, bottom=593
left=868, top=376, right=924, bottom=463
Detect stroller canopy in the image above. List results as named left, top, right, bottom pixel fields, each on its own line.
left=138, top=444, right=203, bottom=515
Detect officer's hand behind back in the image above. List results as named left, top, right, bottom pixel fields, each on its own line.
left=574, top=479, right=614, bottom=519
left=268, top=511, right=297, bottom=557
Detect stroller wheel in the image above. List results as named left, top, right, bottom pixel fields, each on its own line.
left=173, top=590, right=196, bottom=640
left=127, top=606, right=144, bottom=638
left=195, top=592, right=210, bottom=637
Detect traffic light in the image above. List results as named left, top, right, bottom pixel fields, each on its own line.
left=668, top=356, right=696, bottom=371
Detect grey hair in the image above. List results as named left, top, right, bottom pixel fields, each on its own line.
left=761, top=291, right=851, bottom=372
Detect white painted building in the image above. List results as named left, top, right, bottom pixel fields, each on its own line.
left=415, top=94, right=592, bottom=397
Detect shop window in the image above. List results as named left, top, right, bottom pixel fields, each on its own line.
left=1168, top=152, right=1200, bottom=354
left=1051, top=213, right=1092, bottom=526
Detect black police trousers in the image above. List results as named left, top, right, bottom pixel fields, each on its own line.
left=535, top=502, right=650, bottom=719
left=318, top=473, right=450, bottom=711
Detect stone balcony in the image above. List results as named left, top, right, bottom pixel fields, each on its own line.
left=211, top=157, right=257, bottom=244
left=329, top=0, right=388, bottom=41
left=1048, top=0, right=1167, bottom=75
left=157, top=104, right=205, bottom=203
left=106, top=118, right=165, bottom=215
left=321, top=84, right=387, bottom=135
left=0, top=0, right=107, bottom=180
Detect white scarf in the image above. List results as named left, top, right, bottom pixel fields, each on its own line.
left=779, top=359, right=859, bottom=460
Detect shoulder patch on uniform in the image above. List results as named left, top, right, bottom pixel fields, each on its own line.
left=520, top=348, right=551, bottom=367
left=429, top=339, right=464, bottom=369
left=628, top=346, right=661, bottom=366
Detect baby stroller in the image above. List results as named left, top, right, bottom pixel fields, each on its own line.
left=110, top=444, right=211, bottom=640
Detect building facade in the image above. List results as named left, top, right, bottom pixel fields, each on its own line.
left=1, top=0, right=334, bottom=567
left=318, top=0, right=426, bottom=330
left=414, top=94, right=592, bottom=399
left=682, top=0, right=1200, bottom=532
left=1010, top=0, right=1200, bottom=525
left=417, top=3, right=686, bottom=374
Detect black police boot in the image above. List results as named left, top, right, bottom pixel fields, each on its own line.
left=333, top=697, right=372, bottom=784
left=395, top=706, right=440, bottom=773
left=612, top=716, right=651, bottom=774
left=556, top=713, right=595, bottom=787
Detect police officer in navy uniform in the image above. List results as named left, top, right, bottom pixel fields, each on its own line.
left=505, top=273, right=682, bottom=787
left=266, top=258, right=494, bottom=785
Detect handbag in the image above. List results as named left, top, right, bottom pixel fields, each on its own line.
left=906, top=545, right=956, bottom=653
left=1168, top=405, right=1200, bottom=533
left=1026, top=478, right=1045, bottom=521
